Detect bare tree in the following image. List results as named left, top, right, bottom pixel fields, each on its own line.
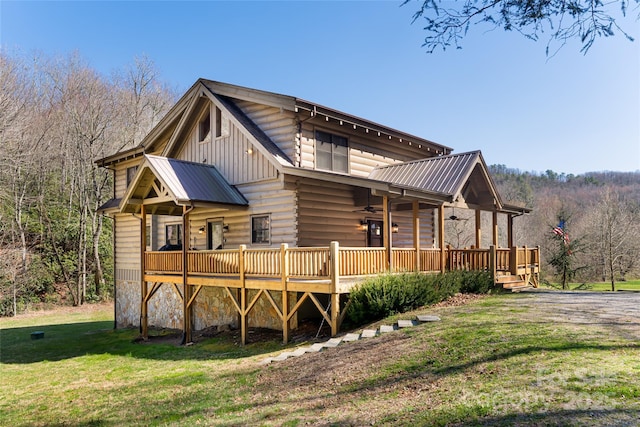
left=584, top=188, right=640, bottom=290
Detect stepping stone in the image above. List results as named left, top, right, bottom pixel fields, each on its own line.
left=379, top=324, right=397, bottom=333
left=260, top=357, right=274, bottom=365
left=307, top=343, right=325, bottom=353
left=361, top=329, right=378, bottom=338
left=292, top=347, right=309, bottom=357
left=323, top=337, right=343, bottom=348
left=342, top=333, right=361, bottom=342
left=273, top=351, right=294, bottom=361
left=417, top=315, right=441, bottom=322
left=397, top=319, right=418, bottom=328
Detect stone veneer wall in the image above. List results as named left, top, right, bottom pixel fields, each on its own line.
left=116, top=279, right=299, bottom=332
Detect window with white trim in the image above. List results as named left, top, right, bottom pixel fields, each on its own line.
left=315, top=130, right=348, bottom=173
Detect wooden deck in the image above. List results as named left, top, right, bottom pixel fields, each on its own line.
left=141, top=242, right=539, bottom=344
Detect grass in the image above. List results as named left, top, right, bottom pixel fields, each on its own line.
left=542, top=279, right=640, bottom=291
left=1, top=294, right=639, bottom=426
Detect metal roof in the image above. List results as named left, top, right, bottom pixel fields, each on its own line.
left=369, top=151, right=482, bottom=197
left=132, top=155, right=248, bottom=208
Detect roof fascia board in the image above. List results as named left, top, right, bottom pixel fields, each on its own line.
left=161, top=86, right=205, bottom=158
left=295, top=100, right=453, bottom=155
left=202, top=79, right=296, bottom=111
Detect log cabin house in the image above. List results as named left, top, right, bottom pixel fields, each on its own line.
left=97, top=79, right=539, bottom=344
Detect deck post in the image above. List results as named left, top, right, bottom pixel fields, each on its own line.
left=140, top=205, right=148, bottom=339
left=329, top=241, right=340, bottom=337
left=330, top=293, right=340, bottom=337
left=281, top=243, right=289, bottom=344
left=475, top=209, right=482, bottom=248
left=489, top=245, right=497, bottom=283
left=413, top=201, right=420, bottom=271
left=239, top=244, right=247, bottom=345
left=510, top=246, right=518, bottom=276
left=438, top=205, right=445, bottom=273
left=492, top=211, right=499, bottom=247
left=383, top=195, right=391, bottom=270
left=507, top=214, right=514, bottom=248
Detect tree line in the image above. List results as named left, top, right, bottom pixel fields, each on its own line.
left=489, top=166, right=640, bottom=289
left=0, top=50, right=176, bottom=315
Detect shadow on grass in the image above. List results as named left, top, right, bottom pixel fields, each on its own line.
left=0, top=321, right=285, bottom=364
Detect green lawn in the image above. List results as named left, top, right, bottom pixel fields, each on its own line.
left=1, top=295, right=638, bottom=426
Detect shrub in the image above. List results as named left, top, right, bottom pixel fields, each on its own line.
left=345, top=270, right=495, bottom=326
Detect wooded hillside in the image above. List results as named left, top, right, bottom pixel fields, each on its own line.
left=0, top=51, right=176, bottom=315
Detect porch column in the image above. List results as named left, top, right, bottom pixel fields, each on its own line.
left=412, top=201, right=420, bottom=271
left=383, top=195, right=391, bottom=270
left=182, top=205, right=192, bottom=344
left=140, top=204, right=148, bottom=339
left=507, top=214, right=514, bottom=248
left=492, top=211, right=499, bottom=247
left=475, top=209, right=482, bottom=248
left=438, top=205, right=445, bottom=273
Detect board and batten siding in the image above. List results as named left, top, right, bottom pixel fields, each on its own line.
left=177, top=113, right=278, bottom=185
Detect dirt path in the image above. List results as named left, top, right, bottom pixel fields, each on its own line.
left=508, top=289, right=640, bottom=341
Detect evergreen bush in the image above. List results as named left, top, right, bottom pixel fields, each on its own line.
left=345, top=270, right=494, bottom=326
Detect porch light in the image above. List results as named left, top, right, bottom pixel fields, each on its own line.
left=245, top=148, right=253, bottom=155
left=360, top=220, right=368, bottom=232
left=223, top=224, right=229, bottom=232
left=198, top=226, right=205, bottom=234
left=392, top=223, right=399, bottom=233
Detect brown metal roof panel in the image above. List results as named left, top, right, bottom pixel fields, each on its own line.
left=146, top=155, right=248, bottom=206
left=369, top=151, right=481, bottom=196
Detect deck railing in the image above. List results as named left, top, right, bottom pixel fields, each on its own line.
left=144, top=243, right=539, bottom=286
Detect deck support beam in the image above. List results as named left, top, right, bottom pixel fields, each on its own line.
left=140, top=205, right=148, bottom=339
left=181, top=205, right=193, bottom=345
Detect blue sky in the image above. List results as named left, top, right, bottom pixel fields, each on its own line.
left=2, top=1, right=638, bottom=175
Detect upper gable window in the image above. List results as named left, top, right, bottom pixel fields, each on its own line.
left=315, top=130, right=348, bottom=173
left=215, top=107, right=229, bottom=138
left=126, top=166, right=138, bottom=187
left=199, top=110, right=211, bottom=143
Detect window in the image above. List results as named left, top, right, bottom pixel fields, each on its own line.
left=315, top=130, right=348, bottom=173
left=126, top=166, right=138, bottom=187
left=251, top=215, right=270, bottom=245
left=215, top=107, right=229, bottom=138
left=198, top=110, right=211, bottom=142
left=164, top=224, right=182, bottom=247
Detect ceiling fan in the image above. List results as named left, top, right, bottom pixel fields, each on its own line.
left=445, top=207, right=465, bottom=221
left=353, top=189, right=380, bottom=214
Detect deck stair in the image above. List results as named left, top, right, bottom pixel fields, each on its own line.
left=496, top=274, right=532, bottom=292
left=260, top=314, right=441, bottom=365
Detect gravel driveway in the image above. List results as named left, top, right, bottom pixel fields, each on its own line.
left=510, top=289, right=640, bottom=341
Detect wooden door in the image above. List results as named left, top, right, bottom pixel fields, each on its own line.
left=367, top=220, right=384, bottom=247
